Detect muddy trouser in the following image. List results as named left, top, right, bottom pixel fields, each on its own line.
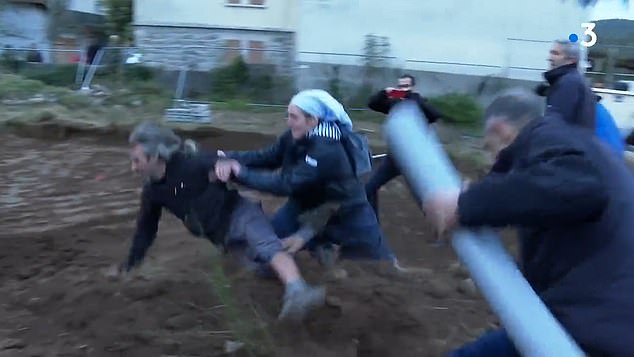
left=224, top=197, right=284, bottom=265
left=271, top=198, right=395, bottom=261
left=364, top=154, right=401, bottom=222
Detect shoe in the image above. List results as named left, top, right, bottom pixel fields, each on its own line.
left=314, top=245, right=337, bottom=268
left=278, top=285, right=326, bottom=321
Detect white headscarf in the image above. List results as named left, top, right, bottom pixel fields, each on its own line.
left=289, top=89, right=353, bottom=129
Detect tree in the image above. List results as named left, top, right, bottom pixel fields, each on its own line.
left=99, top=0, right=133, bottom=44
left=362, top=34, right=391, bottom=71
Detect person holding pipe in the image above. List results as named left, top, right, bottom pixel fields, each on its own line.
left=425, top=88, right=634, bottom=356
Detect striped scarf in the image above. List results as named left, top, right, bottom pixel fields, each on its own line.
left=308, top=121, right=341, bottom=140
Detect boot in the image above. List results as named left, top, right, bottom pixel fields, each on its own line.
left=278, top=284, right=326, bottom=321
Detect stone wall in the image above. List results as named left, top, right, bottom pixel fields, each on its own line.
left=133, top=25, right=295, bottom=75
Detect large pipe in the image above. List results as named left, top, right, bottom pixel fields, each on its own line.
left=382, top=100, right=584, bottom=356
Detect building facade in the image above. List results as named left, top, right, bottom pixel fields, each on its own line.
left=133, top=0, right=296, bottom=73
left=295, top=0, right=591, bottom=96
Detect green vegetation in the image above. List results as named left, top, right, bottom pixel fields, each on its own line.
left=209, top=56, right=295, bottom=104
left=0, top=74, right=49, bottom=99
left=99, top=0, right=134, bottom=44
left=207, top=249, right=275, bottom=357
left=428, top=94, right=484, bottom=128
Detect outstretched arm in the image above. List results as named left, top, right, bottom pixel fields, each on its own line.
left=368, top=89, right=392, bottom=114
left=223, top=133, right=287, bottom=169
left=458, top=134, right=608, bottom=228
left=124, top=186, right=162, bottom=271
left=231, top=143, right=330, bottom=196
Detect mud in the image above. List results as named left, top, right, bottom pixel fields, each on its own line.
left=0, top=128, right=498, bottom=357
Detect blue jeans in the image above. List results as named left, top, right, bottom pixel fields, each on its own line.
left=447, top=329, right=519, bottom=357
left=271, top=199, right=395, bottom=261
left=270, top=199, right=303, bottom=238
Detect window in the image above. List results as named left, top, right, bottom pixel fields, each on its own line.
left=249, top=0, right=265, bottom=5
left=226, top=0, right=241, bottom=3
left=247, top=41, right=265, bottom=64
left=223, top=39, right=242, bottom=64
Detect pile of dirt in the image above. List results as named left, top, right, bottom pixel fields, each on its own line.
left=0, top=129, right=498, bottom=357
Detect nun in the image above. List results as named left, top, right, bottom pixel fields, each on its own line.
left=214, top=89, right=396, bottom=264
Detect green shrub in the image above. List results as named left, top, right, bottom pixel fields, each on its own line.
left=123, top=65, right=155, bottom=82
left=57, top=93, right=94, bottom=109
left=21, top=64, right=77, bottom=87
left=213, top=99, right=250, bottom=111
left=346, top=83, right=375, bottom=108
left=0, top=74, right=46, bottom=99
left=209, top=56, right=249, bottom=101
left=428, top=93, right=483, bottom=127
left=247, top=73, right=273, bottom=102
left=129, top=80, right=169, bottom=96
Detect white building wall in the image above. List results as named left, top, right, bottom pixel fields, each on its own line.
left=296, top=0, right=590, bottom=81
left=134, top=0, right=296, bottom=32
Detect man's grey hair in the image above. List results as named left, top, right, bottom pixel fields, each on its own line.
left=129, top=121, right=182, bottom=161
left=554, top=39, right=581, bottom=63
left=484, top=87, right=544, bottom=127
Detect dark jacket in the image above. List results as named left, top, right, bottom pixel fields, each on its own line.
left=543, top=63, right=596, bottom=129
left=125, top=150, right=239, bottom=270
left=226, top=122, right=367, bottom=210
left=227, top=122, right=394, bottom=260
left=458, top=116, right=634, bottom=355
left=626, top=129, right=634, bottom=146
left=368, top=89, right=443, bottom=124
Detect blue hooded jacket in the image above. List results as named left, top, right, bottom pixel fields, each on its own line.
left=595, top=102, right=624, bottom=157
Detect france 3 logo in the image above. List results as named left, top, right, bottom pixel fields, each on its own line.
left=569, top=23, right=598, bottom=48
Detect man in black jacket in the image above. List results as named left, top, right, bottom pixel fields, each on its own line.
left=425, top=89, right=634, bottom=356
left=366, top=74, right=444, bottom=221
left=110, top=122, right=325, bottom=321
left=536, top=39, right=596, bottom=129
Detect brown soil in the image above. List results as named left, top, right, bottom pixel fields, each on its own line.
left=0, top=127, right=499, bottom=357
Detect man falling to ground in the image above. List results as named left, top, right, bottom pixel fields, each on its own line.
left=108, top=121, right=325, bottom=321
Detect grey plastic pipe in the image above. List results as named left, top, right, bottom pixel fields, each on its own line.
left=382, top=100, right=584, bottom=357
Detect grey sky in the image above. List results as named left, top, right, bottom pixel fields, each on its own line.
left=591, top=0, right=634, bottom=20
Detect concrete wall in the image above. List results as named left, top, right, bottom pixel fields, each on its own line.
left=134, top=0, right=296, bottom=32
left=296, top=0, right=589, bottom=82
left=0, top=3, right=50, bottom=62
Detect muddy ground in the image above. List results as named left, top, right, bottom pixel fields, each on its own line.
left=0, top=126, right=500, bottom=357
